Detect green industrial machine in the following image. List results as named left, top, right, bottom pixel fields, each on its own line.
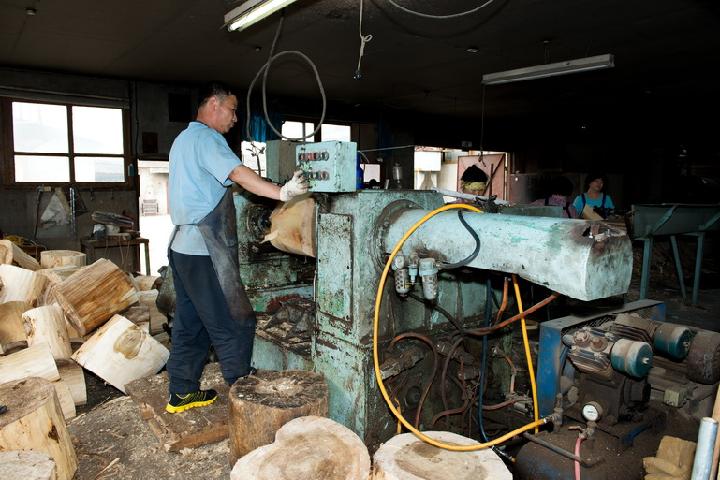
left=236, top=140, right=634, bottom=449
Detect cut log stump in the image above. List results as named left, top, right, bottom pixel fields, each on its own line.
left=71, top=314, right=168, bottom=393
left=0, top=264, right=47, bottom=305
left=372, top=431, right=511, bottom=480
left=53, top=258, right=139, bottom=336
left=230, top=415, right=370, bottom=480
left=39, top=250, right=86, bottom=269
left=0, top=450, right=57, bottom=480
left=55, top=358, right=86, bottom=406
left=0, top=377, right=78, bottom=480
left=0, top=239, right=40, bottom=270
left=228, top=370, right=328, bottom=464
left=23, top=304, right=72, bottom=360
left=0, top=300, right=31, bottom=353
left=0, top=343, right=60, bottom=384
left=125, top=362, right=230, bottom=451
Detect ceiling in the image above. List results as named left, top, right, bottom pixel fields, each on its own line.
left=1, top=0, right=720, bottom=125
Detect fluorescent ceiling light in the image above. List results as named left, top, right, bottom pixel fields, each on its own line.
left=225, top=0, right=299, bottom=32
left=481, top=54, right=614, bottom=85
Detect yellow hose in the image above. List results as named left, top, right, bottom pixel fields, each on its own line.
left=373, top=203, right=550, bottom=451
left=512, top=274, right=540, bottom=433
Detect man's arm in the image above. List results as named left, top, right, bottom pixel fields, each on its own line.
left=228, top=165, right=281, bottom=200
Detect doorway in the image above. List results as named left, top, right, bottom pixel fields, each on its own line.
left=138, top=160, right=172, bottom=276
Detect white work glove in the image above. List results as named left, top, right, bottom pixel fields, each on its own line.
left=279, top=170, right=309, bottom=201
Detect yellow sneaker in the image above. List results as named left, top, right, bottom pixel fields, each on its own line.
left=165, top=389, right=218, bottom=414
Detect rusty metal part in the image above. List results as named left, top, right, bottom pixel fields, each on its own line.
left=687, top=330, right=720, bottom=384
left=522, top=433, right=604, bottom=468
left=467, top=293, right=559, bottom=336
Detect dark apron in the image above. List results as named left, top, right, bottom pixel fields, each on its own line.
left=169, top=189, right=256, bottom=328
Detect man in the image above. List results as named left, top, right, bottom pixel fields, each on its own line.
left=166, top=82, right=308, bottom=413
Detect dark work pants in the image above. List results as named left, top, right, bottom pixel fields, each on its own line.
left=167, top=251, right=256, bottom=395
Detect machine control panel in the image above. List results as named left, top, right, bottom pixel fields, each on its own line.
left=296, top=141, right=358, bottom=193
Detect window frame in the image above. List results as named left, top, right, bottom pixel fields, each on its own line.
left=1, top=97, right=133, bottom=188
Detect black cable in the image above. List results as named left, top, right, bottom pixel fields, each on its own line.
left=33, top=190, right=42, bottom=241
left=442, top=210, right=480, bottom=269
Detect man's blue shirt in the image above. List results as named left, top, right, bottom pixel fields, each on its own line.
left=168, top=122, right=241, bottom=255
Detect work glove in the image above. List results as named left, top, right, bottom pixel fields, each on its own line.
left=279, top=170, right=309, bottom=201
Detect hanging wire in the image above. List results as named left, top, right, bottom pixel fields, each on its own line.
left=385, top=0, right=496, bottom=19
left=354, top=0, right=373, bottom=80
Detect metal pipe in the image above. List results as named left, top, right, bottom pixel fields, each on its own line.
left=432, top=187, right=510, bottom=205
left=522, top=433, right=602, bottom=468
left=384, top=209, right=632, bottom=300
left=691, top=417, right=719, bottom=480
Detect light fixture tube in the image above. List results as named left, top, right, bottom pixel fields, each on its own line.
left=225, top=0, right=299, bottom=32
left=481, top=54, right=614, bottom=85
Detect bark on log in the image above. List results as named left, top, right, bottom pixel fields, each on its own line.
left=53, top=258, right=139, bottom=336
left=56, top=358, right=86, bottom=406
left=0, top=239, right=40, bottom=270
left=0, top=343, right=60, bottom=384
left=0, top=264, right=47, bottom=305
left=0, top=377, right=78, bottom=480
left=39, top=250, right=86, bottom=269
left=0, top=300, right=31, bottom=352
left=372, top=431, right=511, bottom=480
left=71, top=314, right=169, bottom=393
left=22, top=304, right=72, bottom=360
left=0, top=450, right=57, bottom=480
left=229, top=370, right=329, bottom=464
left=230, top=416, right=370, bottom=480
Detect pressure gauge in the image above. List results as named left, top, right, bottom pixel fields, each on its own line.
left=581, top=401, right=603, bottom=422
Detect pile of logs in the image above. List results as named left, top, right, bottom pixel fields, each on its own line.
left=0, top=248, right=169, bottom=479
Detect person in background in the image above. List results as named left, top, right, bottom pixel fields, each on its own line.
left=532, top=176, right=578, bottom=218
left=572, top=173, right=615, bottom=220
left=165, top=82, right=308, bottom=414
left=460, top=164, right=488, bottom=196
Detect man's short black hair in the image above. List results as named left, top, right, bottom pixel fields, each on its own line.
left=461, top=165, right=488, bottom=183
left=198, top=82, right=233, bottom=109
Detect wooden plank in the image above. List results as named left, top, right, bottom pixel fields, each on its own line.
left=125, top=362, right=230, bottom=452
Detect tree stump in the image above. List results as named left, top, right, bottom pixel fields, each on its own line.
left=0, top=450, right=57, bottom=480
left=372, top=431, right=511, bottom=480
left=0, top=300, right=31, bottom=353
left=56, top=359, right=86, bottom=406
left=72, top=314, right=169, bottom=393
left=53, top=258, right=139, bottom=336
left=0, top=343, right=60, bottom=384
left=39, top=250, right=86, bottom=269
left=0, top=377, right=78, bottom=480
left=22, top=304, right=72, bottom=360
left=229, top=370, right=329, bottom=464
left=230, top=416, right=370, bottom=480
left=0, top=239, right=40, bottom=270
left=0, top=265, right=47, bottom=305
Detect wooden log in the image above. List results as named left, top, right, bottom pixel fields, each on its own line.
left=132, top=275, right=159, bottom=291
left=23, top=304, right=72, bottom=360
left=40, top=250, right=86, bottom=269
left=138, top=289, right=167, bottom=334
left=0, top=343, right=60, bottom=384
left=56, top=359, right=86, bottom=406
left=0, top=377, right=78, bottom=480
left=372, top=431, right=511, bottom=480
left=263, top=194, right=317, bottom=257
left=53, top=258, right=139, bottom=336
left=0, top=450, right=57, bottom=480
left=72, top=314, right=169, bottom=393
left=230, top=416, right=370, bottom=480
left=0, top=300, right=31, bottom=352
left=0, top=239, right=40, bottom=270
left=52, top=380, right=76, bottom=420
left=229, top=370, right=329, bottom=464
left=0, top=264, right=47, bottom=305
left=36, top=266, right=84, bottom=306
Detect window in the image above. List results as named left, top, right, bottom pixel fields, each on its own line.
left=281, top=121, right=316, bottom=141
left=7, top=100, right=128, bottom=184
left=321, top=123, right=351, bottom=142
left=241, top=141, right=267, bottom=177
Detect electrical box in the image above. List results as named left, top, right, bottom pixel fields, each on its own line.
left=296, top=141, right=358, bottom=193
